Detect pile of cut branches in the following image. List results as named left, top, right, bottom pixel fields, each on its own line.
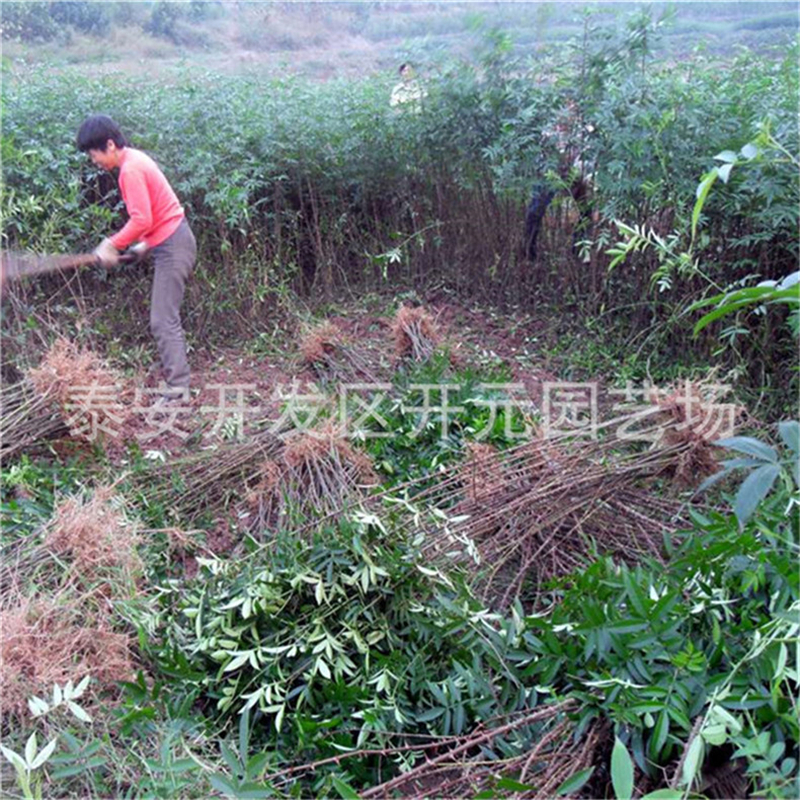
left=298, top=321, right=379, bottom=383
left=2, top=338, right=127, bottom=457
left=376, top=400, right=727, bottom=607
left=360, top=700, right=594, bottom=800
left=245, top=423, right=378, bottom=532
left=392, top=305, right=439, bottom=361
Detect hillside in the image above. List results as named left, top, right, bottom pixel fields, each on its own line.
left=2, top=1, right=797, bottom=80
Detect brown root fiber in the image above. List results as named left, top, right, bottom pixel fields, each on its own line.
left=298, top=321, right=380, bottom=383
left=299, top=322, right=342, bottom=365
left=0, top=592, right=134, bottom=719
left=44, top=486, right=142, bottom=581
left=27, top=337, right=129, bottom=442
left=652, top=380, right=739, bottom=485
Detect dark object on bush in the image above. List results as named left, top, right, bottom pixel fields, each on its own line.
left=525, top=177, right=593, bottom=262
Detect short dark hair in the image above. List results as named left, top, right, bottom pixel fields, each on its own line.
left=76, top=115, right=128, bottom=152
left=398, top=63, right=410, bottom=74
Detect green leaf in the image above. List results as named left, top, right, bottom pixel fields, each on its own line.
left=25, top=732, right=37, bottom=766
left=734, top=463, right=781, bottom=526
left=692, top=169, right=717, bottom=241
left=51, top=764, right=91, bottom=779
left=611, top=738, right=634, bottom=800
left=740, top=142, right=759, bottom=159
left=416, top=707, right=445, bottom=722
left=208, top=773, right=237, bottom=795
left=170, top=758, right=198, bottom=774
left=66, top=700, right=92, bottom=723
left=682, top=736, right=704, bottom=787
left=641, top=791, right=684, bottom=800
left=332, top=775, right=360, bottom=799
left=715, top=437, right=777, bottom=462
left=223, top=651, right=253, bottom=673
left=496, top=778, right=536, bottom=791
left=74, top=675, right=91, bottom=697
left=778, top=421, right=799, bottom=455
left=648, top=711, right=669, bottom=761
left=234, top=784, right=274, bottom=800
left=717, top=163, right=733, bottom=183
left=556, top=766, right=595, bottom=795
left=30, top=739, right=57, bottom=770
left=1, top=744, right=27, bottom=773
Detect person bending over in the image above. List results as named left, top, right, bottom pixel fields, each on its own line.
left=77, top=114, right=196, bottom=402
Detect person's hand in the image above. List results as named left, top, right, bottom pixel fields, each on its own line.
left=129, top=241, right=148, bottom=263
left=93, top=238, right=119, bottom=267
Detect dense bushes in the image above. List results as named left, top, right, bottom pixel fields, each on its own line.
left=1, top=25, right=797, bottom=409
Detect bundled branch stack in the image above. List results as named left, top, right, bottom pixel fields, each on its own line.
left=245, top=424, right=378, bottom=533
left=391, top=305, right=439, bottom=361
left=2, top=338, right=127, bottom=458
left=132, top=428, right=286, bottom=522
left=298, top=321, right=379, bottom=383
left=361, top=701, right=599, bottom=800
left=0, top=379, right=66, bottom=459
left=0, top=486, right=138, bottom=718
left=379, top=401, right=726, bottom=608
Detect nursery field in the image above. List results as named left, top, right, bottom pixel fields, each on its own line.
left=1, top=3, right=799, bottom=800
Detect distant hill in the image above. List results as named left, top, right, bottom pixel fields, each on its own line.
left=2, top=1, right=796, bottom=79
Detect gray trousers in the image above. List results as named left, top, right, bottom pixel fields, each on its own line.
left=150, top=219, right=196, bottom=391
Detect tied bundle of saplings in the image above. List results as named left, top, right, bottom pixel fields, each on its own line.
left=369, top=389, right=733, bottom=608
left=244, top=420, right=379, bottom=533
left=298, top=320, right=380, bottom=383
left=1, top=338, right=128, bottom=459
left=0, top=486, right=139, bottom=719
left=392, top=305, right=439, bottom=362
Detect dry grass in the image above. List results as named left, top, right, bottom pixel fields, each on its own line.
left=391, top=305, right=438, bottom=361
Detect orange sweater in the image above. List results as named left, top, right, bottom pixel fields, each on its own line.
left=109, top=148, right=184, bottom=251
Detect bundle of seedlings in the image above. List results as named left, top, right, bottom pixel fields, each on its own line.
left=0, top=590, right=135, bottom=719
left=244, top=421, right=378, bottom=533
left=298, top=321, right=379, bottom=383
left=392, top=305, right=439, bottom=361
left=651, top=378, right=742, bottom=485
left=0, top=486, right=140, bottom=718
left=395, top=717, right=605, bottom=800
left=0, top=378, right=67, bottom=459
left=13, top=337, right=130, bottom=447
left=371, top=406, right=728, bottom=608
left=132, top=427, right=287, bottom=522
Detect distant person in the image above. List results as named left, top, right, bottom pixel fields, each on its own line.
left=525, top=99, right=596, bottom=262
left=390, top=63, right=427, bottom=112
left=77, top=114, right=196, bottom=404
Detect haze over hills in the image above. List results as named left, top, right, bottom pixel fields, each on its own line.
left=2, top=1, right=796, bottom=80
